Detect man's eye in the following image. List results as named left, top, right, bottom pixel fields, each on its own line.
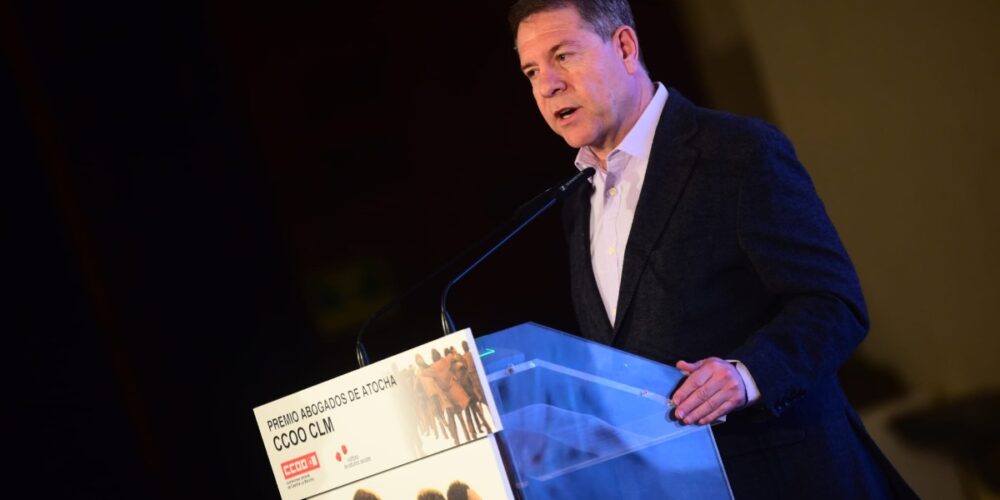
left=524, top=69, right=537, bottom=79
left=556, top=53, right=572, bottom=62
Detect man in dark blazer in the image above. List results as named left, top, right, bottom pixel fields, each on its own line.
left=510, top=0, right=914, bottom=497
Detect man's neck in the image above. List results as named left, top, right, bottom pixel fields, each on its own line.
left=592, top=77, right=656, bottom=171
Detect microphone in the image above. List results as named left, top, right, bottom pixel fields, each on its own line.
left=551, top=166, right=599, bottom=200
left=354, top=167, right=595, bottom=367
left=439, top=167, right=596, bottom=335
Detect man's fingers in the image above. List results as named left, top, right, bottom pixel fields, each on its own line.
left=682, top=381, right=740, bottom=424
left=697, top=402, right=737, bottom=426
left=673, top=379, right=706, bottom=415
left=675, top=372, right=728, bottom=419
left=685, top=389, right=731, bottom=423
left=671, top=365, right=713, bottom=407
left=671, top=358, right=721, bottom=406
left=676, top=359, right=705, bottom=374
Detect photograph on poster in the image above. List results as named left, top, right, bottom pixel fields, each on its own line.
left=396, top=339, right=494, bottom=455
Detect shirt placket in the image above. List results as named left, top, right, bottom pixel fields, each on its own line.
left=600, top=158, right=625, bottom=322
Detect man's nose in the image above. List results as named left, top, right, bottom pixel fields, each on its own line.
left=538, top=69, right=566, bottom=97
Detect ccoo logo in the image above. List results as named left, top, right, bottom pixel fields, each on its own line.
left=281, top=452, right=320, bottom=479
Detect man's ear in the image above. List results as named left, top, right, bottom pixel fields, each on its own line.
left=612, top=25, right=642, bottom=74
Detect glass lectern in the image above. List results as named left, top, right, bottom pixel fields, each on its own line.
left=477, top=323, right=733, bottom=499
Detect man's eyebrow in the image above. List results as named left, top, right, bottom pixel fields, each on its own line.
left=519, top=40, right=579, bottom=71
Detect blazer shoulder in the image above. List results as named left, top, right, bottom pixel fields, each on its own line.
left=689, top=105, right=795, bottom=162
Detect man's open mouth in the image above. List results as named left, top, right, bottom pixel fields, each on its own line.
left=555, top=107, right=578, bottom=120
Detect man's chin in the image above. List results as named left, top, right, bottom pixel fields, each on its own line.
left=557, top=132, right=594, bottom=150
left=548, top=122, right=595, bottom=149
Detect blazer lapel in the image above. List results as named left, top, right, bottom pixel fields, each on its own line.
left=612, top=90, right=701, bottom=341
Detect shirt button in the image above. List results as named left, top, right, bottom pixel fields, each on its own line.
left=608, top=187, right=618, bottom=197
left=607, top=247, right=615, bottom=255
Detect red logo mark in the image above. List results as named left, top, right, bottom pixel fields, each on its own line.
left=336, top=444, right=349, bottom=462
left=281, top=452, right=320, bottom=479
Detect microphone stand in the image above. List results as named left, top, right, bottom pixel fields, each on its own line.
left=440, top=167, right=595, bottom=335
left=439, top=197, right=557, bottom=335
left=355, top=167, right=595, bottom=367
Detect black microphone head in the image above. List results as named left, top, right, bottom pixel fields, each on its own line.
left=554, top=166, right=596, bottom=200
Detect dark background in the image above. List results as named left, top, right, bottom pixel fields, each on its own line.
left=5, top=1, right=705, bottom=497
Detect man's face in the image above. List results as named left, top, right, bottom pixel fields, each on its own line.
left=516, top=7, right=638, bottom=154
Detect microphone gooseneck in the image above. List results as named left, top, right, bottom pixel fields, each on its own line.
left=355, top=167, right=595, bottom=367
left=439, top=167, right=595, bottom=335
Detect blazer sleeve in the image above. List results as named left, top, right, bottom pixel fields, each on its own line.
left=728, top=124, right=869, bottom=417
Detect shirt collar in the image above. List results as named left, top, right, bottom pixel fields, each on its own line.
left=575, top=82, right=670, bottom=172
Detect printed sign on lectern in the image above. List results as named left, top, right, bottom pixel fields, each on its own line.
left=254, top=329, right=511, bottom=500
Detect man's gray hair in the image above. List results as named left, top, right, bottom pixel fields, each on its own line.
left=508, top=0, right=637, bottom=40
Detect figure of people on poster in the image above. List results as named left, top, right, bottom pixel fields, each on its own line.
left=399, top=343, right=493, bottom=450
left=354, top=480, right=483, bottom=500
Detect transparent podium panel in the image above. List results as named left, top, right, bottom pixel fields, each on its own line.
left=477, top=323, right=733, bottom=499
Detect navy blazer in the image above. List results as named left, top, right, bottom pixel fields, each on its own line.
left=562, top=90, right=914, bottom=499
